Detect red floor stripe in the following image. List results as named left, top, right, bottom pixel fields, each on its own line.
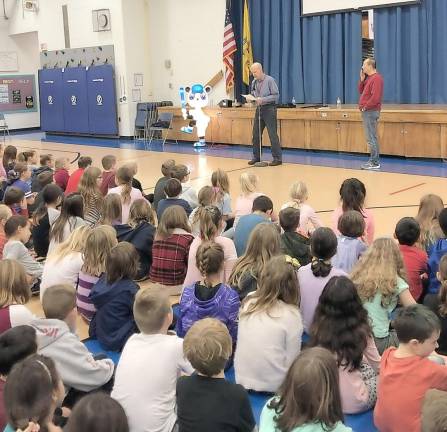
left=389, top=183, right=426, bottom=196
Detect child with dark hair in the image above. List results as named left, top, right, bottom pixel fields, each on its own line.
left=189, top=186, right=218, bottom=236
left=234, top=195, right=274, bottom=257
left=0, top=326, right=38, bottom=430
left=310, top=276, right=380, bottom=414
left=33, top=284, right=114, bottom=398
left=332, top=178, right=375, bottom=244
left=4, top=216, right=43, bottom=282
left=8, top=163, right=34, bottom=207
left=299, top=227, right=346, bottom=332
left=426, top=208, right=447, bottom=298
left=112, top=288, right=193, bottom=432
left=279, top=207, right=311, bottom=266
left=31, top=154, right=54, bottom=192
left=332, top=210, right=367, bottom=273
left=260, top=347, right=352, bottom=432
left=153, top=158, right=176, bottom=211
left=235, top=256, right=302, bottom=393
left=3, top=186, right=28, bottom=217
left=2, top=145, right=17, bottom=175
left=176, top=318, right=256, bottom=432
left=395, top=217, right=428, bottom=301
left=65, top=393, right=129, bottom=432
left=32, top=184, right=64, bottom=258
left=157, top=178, right=192, bottom=220
left=374, top=305, right=447, bottom=432
left=65, top=155, right=92, bottom=195
left=100, top=154, right=117, bottom=196
left=3, top=354, right=65, bottom=432
left=170, top=164, right=198, bottom=209
left=177, top=242, right=240, bottom=346
left=89, top=242, right=140, bottom=351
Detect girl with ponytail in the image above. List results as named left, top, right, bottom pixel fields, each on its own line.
left=107, top=165, right=143, bottom=224
left=183, top=205, right=237, bottom=287
left=298, top=227, right=347, bottom=333
left=176, top=241, right=240, bottom=346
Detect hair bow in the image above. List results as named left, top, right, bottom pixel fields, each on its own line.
left=285, top=255, right=300, bottom=269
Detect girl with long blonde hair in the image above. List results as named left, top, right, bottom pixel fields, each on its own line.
left=228, top=223, right=281, bottom=300
left=108, top=165, right=144, bottom=224
left=40, top=225, right=90, bottom=300
left=235, top=255, right=302, bottom=393
left=233, top=172, right=261, bottom=227
left=77, top=225, right=118, bottom=322
left=211, top=169, right=234, bottom=223
left=78, top=166, right=104, bottom=226
left=415, top=194, right=444, bottom=251
left=350, top=237, right=416, bottom=354
left=100, top=193, right=122, bottom=226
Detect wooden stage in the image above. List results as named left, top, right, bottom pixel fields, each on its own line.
left=160, top=104, right=447, bottom=159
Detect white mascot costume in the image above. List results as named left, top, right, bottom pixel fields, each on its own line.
left=180, top=84, right=211, bottom=147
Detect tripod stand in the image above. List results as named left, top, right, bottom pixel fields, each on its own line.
left=254, top=104, right=268, bottom=167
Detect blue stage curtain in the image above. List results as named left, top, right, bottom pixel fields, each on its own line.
left=232, top=0, right=362, bottom=104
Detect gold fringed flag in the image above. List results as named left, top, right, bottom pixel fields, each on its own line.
left=223, top=0, right=237, bottom=94
left=242, top=0, right=253, bottom=86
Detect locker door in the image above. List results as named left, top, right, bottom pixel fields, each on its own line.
left=87, top=65, right=118, bottom=135
left=38, top=69, right=64, bottom=132
left=62, top=67, right=89, bottom=133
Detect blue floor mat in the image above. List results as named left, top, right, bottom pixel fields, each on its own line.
left=83, top=339, right=377, bottom=432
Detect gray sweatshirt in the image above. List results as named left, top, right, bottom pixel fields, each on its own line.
left=32, top=318, right=114, bottom=392
left=3, top=240, right=43, bottom=278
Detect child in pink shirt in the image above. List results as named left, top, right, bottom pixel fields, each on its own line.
left=331, top=178, right=375, bottom=244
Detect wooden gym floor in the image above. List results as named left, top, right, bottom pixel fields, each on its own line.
left=10, top=137, right=445, bottom=340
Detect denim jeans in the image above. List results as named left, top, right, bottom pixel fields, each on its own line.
left=362, top=110, right=380, bottom=164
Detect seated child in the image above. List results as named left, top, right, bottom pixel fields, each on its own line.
left=351, top=238, right=416, bottom=354
left=3, top=354, right=65, bottom=432
left=421, top=389, right=447, bottom=432
left=100, top=193, right=122, bottom=226
left=157, top=178, right=192, bottom=220
left=176, top=318, right=256, bottom=432
left=281, top=180, right=322, bottom=236
left=279, top=207, right=311, bottom=266
left=0, top=325, right=38, bottom=430
left=54, top=157, right=70, bottom=191
left=9, top=162, right=34, bottom=207
left=112, top=287, right=193, bottom=432
left=189, top=186, right=217, bottom=236
left=33, top=284, right=114, bottom=394
left=0, top=260, right=34, bottom=333
left=426, top=208, right=447, bottom=298
left=89, top=242, right=140, bottom=351
left=153, top=158, right=176, bottom=210
left=176, top=242, right=240, bottom=346
left=374, top=304, right=447, bottom=432
left=100, top=154, right=117, bottom=196
left=332, top=210, right=367, bottom=273
left=0, top=204, right=12, bottom=258
left=171, top=164, right=198, bottom=209
left=211, top=169, right=234, bottom=224
left=65, top=392, right=129, bottom=432
left=395, top=217, right=428, bottom=302
left=260, top=347, right=353, bottom=432
left=31, top=153, right=54, bottom=192
left=310, top=276, right=380, bottom=414
left=65, top=156, right=92, bottom=195
left=3, top=215, right=43, bottom=284
left=3, top=186, right=29, bottom=217
left=235, top=255, right=302, bottom=393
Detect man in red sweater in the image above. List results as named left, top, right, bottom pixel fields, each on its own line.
left=359, top=58, right=384, bottom=170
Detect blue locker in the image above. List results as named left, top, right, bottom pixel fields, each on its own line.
left=38, top=69, right=64, bottom=132
left=87, top=65, right=118, bottom=135
left=62, top=67, right=89, bottom=133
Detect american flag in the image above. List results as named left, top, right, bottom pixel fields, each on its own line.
left=223, top=0, right=237, bottom=94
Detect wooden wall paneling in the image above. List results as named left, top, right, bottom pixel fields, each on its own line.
left=232, top=118, right=252, bottom=145
left=210, top=114, right=232, bottom=144
left=280, top=119, right=306, bottom=149
left=339, top=121, right=367, bottom=153
left=404, top=123, right=441, bottom=158
left=309, top=120, right=338, bottom=151
left=380, top=123, right=404, bottom=156
left=441, top=125, right=447, bottom=160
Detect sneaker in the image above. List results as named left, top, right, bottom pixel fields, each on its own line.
left=361, top=162, right=381, bottom=170
left=269, top=160, right=282, bottom=167
left=193, top=141, right=206, bottom=147
left=248, top=159, right=260, bottom=165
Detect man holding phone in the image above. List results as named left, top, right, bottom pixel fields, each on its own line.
left=359, top=58, right=384, bottom=170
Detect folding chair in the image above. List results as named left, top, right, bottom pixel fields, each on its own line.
left=146, top=111, right=177, bottom=148
left=134, top=103, right=149, bottom=140
left=0, top=113, right=10, bottom=143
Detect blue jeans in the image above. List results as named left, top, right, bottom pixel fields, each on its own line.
left=362, top=110, right=380, bottom=164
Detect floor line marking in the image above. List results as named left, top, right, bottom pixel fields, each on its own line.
left=389, top=183, right=426, bottom=196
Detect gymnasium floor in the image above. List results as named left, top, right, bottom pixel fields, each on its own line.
left=15, top=130, right=445, bottom=431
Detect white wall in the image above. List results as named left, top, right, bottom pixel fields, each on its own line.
left=147, top=0, right=227, bottom=106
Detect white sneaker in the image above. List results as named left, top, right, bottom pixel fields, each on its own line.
left=361, top=162, right=381, bottom=170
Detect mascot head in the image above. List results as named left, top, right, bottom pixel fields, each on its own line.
left=185, top=84, right=211, bottom=109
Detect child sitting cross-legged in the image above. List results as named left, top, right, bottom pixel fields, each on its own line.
left=112, top=287, right=193, bottom=432
left=176, top=318, right=256, bottom=432
left=32, top=284, right=115, bottom=399
left=259, top=347, right=353, bottom=432
left=374, top=304, right=447, bottom=432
